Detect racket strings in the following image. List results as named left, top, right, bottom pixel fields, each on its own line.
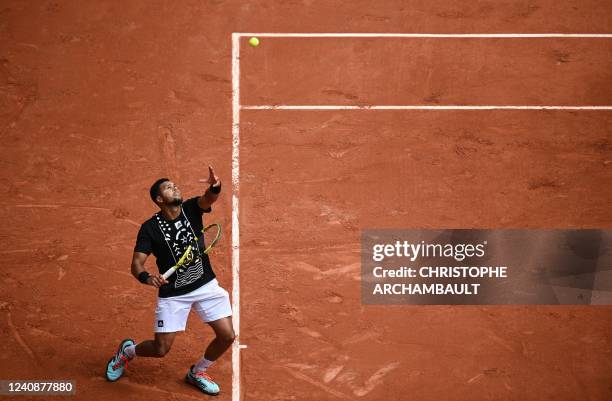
left=179, top=224, right=219, bottom=266
left=184, top=234, right=208, bottom=265
left=183, top=242, right=200, bottom=264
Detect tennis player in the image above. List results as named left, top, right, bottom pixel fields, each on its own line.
left=105, top=166, right=234, bottom=396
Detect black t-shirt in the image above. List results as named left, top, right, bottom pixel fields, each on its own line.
left=134, top=196, right=216, bottom=298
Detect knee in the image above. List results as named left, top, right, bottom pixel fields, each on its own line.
left=218, top=330, right=236, bottom=345
left=153, top=342, right=172, bottom=357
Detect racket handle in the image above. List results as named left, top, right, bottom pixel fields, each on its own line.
left=161, top=244, right=193, bottom=280
left=161, top=268, right=175, bottom=280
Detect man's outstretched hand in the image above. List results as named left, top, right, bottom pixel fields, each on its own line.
left=199, top=165, right=220, bottom=187
left=198, top=165, right=221, bottom=210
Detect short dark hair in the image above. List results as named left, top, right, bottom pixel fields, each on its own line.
left=150, top=178, right=169, bottom=203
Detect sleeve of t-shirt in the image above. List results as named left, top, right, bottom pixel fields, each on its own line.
left=134, top=224, right=153, bottom=255
left=184, top=196, right=212, bottom=217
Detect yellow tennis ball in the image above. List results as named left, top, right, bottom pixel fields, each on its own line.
left=249, top=37, right=260, bottom=47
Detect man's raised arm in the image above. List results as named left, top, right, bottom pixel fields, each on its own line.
left=198, top=165, right=221, bottom=210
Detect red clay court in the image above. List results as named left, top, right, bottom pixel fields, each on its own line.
left=1, top=2, right=611, bottom=401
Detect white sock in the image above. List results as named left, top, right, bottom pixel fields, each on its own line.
left=124, top=344, right=136, bottom=359
left=193, top=357, right=214, bottom=372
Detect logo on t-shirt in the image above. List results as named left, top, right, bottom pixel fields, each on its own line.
left=157, top=320, right=164, bottom=327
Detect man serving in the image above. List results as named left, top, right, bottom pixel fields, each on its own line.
left=105, top=166, right=234, bottom=396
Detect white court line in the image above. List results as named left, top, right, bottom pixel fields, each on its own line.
left=237, top=33, right=612, bottom=38
left=238, top=33, right=612, bottom=113
left=231, top=32, right=241, bottom=401
left=242, top=105, right=612, bottom=110
left=231, top=32, right=612, bottom=401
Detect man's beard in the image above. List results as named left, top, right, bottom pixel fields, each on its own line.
left=170, top=197, right=183, bottom=206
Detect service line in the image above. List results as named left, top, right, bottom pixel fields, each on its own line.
left=242, top=105, right=612, bottom=110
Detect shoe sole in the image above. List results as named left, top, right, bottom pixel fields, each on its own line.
left=105, top=338, right=135, bottom=382
left=185, top=374, right=220, bottom=396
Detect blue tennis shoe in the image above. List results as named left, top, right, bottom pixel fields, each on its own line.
left=106, top=339, right=135, bottom=382
left=185, top=365, right=220, bottom=396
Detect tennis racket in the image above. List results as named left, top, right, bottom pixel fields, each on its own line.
left=161, top=223, right=222, bottom=280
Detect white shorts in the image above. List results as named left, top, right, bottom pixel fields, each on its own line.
left=154, top=279, right=232, bottom=333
